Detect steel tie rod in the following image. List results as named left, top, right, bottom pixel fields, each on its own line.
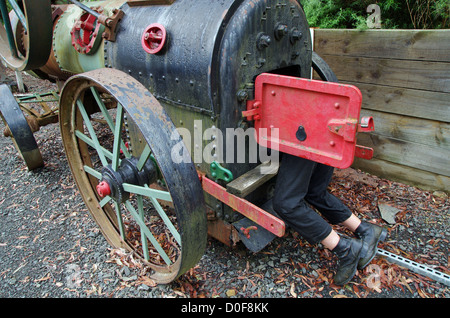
left=377, top=248, right=450, bottom=287
left=68, top=0, right=101, bottom=19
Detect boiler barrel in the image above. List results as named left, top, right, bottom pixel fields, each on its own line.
left=104, top=0, right=312, bottom=123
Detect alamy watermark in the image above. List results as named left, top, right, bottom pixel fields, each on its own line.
left=65, top=264, right=83, bottom=288
left=367, top=4, right=382, bottom=29
left=170, top=120, right=280, bottom=174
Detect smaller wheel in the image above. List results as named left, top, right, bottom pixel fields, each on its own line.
left=312, top=52, right=338, bottom=83
left=0, top=0, right=53, bottom=71
left=0, top=84, right=43, bottom=170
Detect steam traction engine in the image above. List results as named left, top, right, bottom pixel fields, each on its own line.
left=0, top=0, right=375, bottom=284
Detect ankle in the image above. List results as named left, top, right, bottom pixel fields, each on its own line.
left=321, top=231, right=340, bottom=251
left=341, top=215, right=361, bottom=232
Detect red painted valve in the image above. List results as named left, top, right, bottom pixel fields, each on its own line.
left=96, top=181, right=111, bottom=198
left=141, top=23, right=167, bottom=54
left=71, top=12, right=105, bottom=55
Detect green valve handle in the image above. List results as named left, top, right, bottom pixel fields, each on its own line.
left=210, top=161, right=233, bottom=182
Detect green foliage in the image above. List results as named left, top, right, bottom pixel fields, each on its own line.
left=300, top=0, right=449, bottom=29
left=405, top=0, right=450, bottom=28
left=0, top=1, right=13, bottom=25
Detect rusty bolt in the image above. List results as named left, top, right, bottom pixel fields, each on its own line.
left=3, top=126, right=12, bottom=138
left=275, top=24, right=288, bottom=40
left=236, top=89, right=248, bottom=102
left=290, top=28, right=303, bottom=44
left=257, top=33, right=272, bottom=50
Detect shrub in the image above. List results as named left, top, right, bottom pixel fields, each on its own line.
left=300, top=0, right=449, bottom=29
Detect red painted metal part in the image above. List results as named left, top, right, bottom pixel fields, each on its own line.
left=96, top=181, right=111, bottom=198
left=358, top=116, right=375, bottom=133
left=355, top=116, right=375, bottom=160
left=71, top=13, right=102, bottom=54
left=243, top=73, right=372, bottom=169
left=141, top=23, right=167, bottom=54
left=355, top=145, right=374, bottom=160
left=200, top=174, right=285, bottom=238
left=241, top=226, right=258, bottom=239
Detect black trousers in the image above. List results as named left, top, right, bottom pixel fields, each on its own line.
left=273, top=154, right=352, bottom=245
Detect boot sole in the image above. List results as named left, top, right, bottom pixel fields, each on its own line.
left=358, top=227, right=388, bottom=270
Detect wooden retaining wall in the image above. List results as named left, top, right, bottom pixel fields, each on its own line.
left=312, top=29, right=450, bottom=192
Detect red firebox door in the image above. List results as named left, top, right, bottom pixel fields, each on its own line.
left=243, top=73, right=374, bottom=169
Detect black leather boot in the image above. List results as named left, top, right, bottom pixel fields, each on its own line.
left=332, top=236, right=368, bottom=286
left=355, top=221, right=388, bottom=270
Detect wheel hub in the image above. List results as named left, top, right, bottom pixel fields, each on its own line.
left=96, top=157, right=157, bottom=202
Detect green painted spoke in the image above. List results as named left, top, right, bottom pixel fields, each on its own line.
left=124, top=200, right=172, bottom=266
left=114, top=201, right=126, bottom=241
left=122, top=183, right=172, bottom=202
left=90, top=87, right=130, bottom=158
left=90, top=87, right=113, bottom=124
left=76, top=99, right=108, bottom=167
left=137, top=195, right=150, bottom=261
left=148, top=193, right=181, bottom=246
left=112, top=104, right=124, bottom=171
left=137, top=145, right=151, bottom=171
left=83, top=165, right=102, bottom=180
left=8, top=0, right=27, bottom=32
left=99, top=196, right=112, bottom=208
left=0, top=0, right=18, bottom=58
left=75, top=130, right=115, bottom=162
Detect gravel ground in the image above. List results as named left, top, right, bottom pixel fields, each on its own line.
left=0, top=72, right=449, bottom=301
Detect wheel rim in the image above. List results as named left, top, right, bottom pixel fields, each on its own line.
left=312, top=52, right=338, bottom=83
left=0, top=84, right=44, bottom=170
left=0, top=0, right=52, bottom=71
left=59, top=69, right=207, bottom=284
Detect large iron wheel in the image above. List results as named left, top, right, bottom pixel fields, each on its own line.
left=0, top=0, right=52, bottom=71
left=59, top=69, right=207, bottom=284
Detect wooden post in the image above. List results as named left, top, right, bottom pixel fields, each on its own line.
left=15, top=71, right=25, bottom=93
left=0, top=61, right=7, bottom=83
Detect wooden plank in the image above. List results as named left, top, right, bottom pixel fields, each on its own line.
left=226, top=162, right=279, bottom=198
left=312, top=72, right=450, bottom=122
left=357, top=133, right=450, bottom=176
left=318, top=54, right=450, bottom=93
left=353, top=157, right=450, bottom=192
left=313, top=29, right=450, bottom=191
left=360, top=109, right=450, bottom=150
left=347, top=82, right=450, bottom=123
left=314, top=29, right=450, bottom=62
